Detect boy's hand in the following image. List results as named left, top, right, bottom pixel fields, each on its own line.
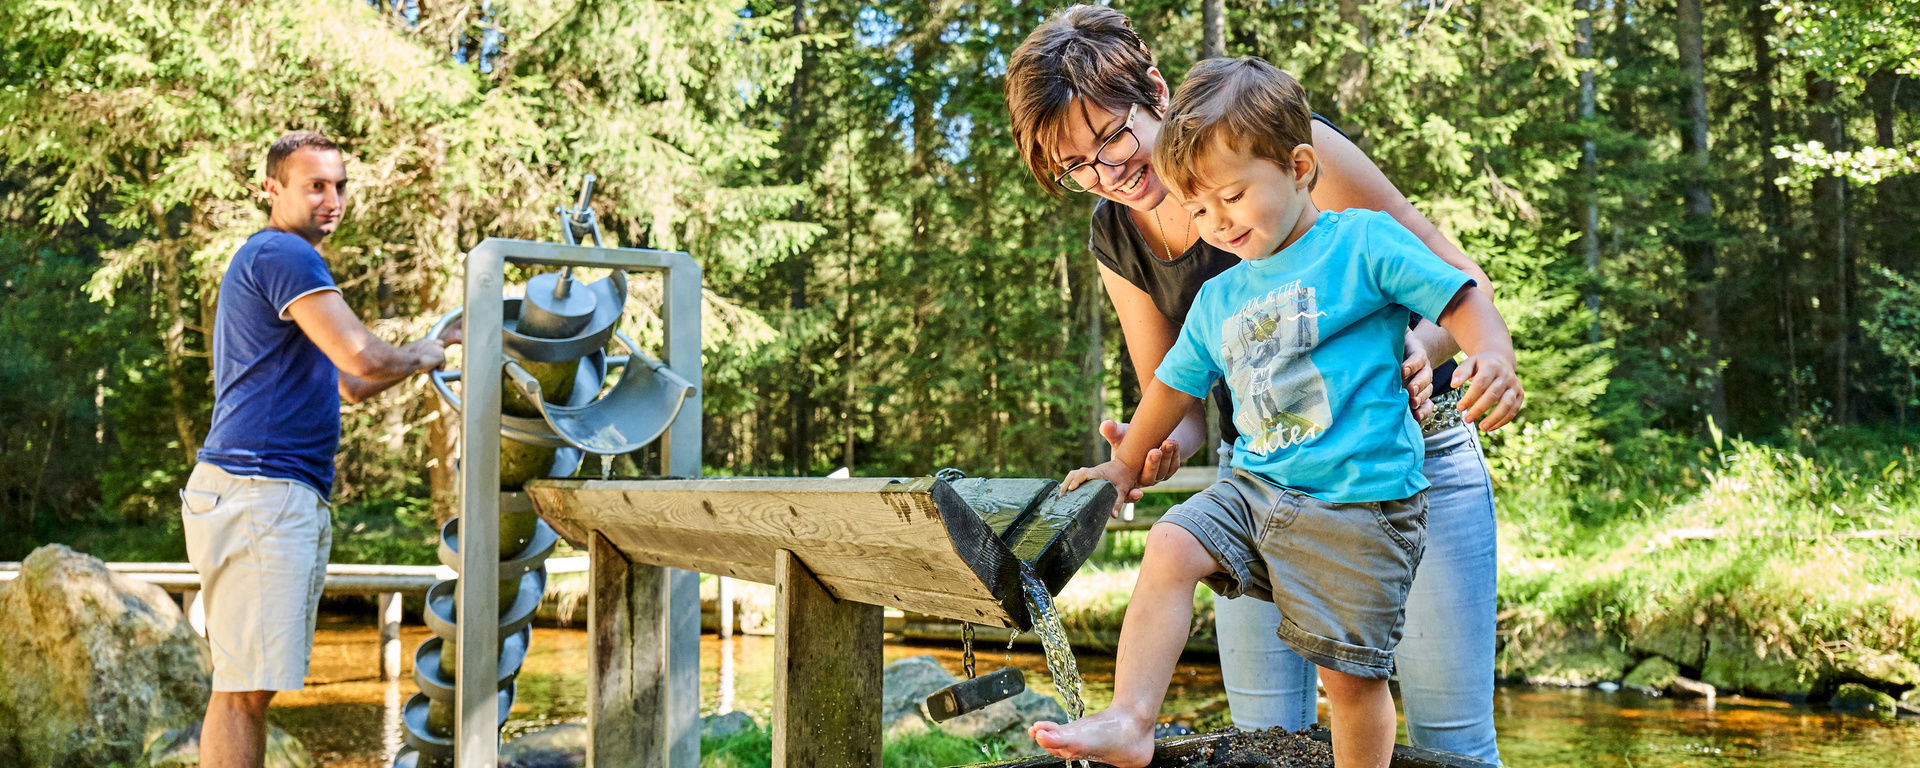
left=1401, top=339, right=1435, bottom=423
left=1064, top=460, right=1138, bottom=517
left=1452, top=352, right=1523, bottom=432
left=1100, top=419, right=1181, bottom=498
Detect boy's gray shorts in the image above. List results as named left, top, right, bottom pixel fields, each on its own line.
left=1161, top=469, right=1427, bottom=680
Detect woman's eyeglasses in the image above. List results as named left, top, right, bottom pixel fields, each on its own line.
left=1054, top=104, right=1142, bottom=194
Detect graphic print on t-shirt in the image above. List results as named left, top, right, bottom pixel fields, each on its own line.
left=1221, top=279, right=1330, bottom=455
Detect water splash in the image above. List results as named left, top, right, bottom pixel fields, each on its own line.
left=598, top=453, right=612, bottom=480
left=1018, top=564, right=1085, bottom=721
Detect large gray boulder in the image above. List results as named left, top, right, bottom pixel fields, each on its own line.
left=882, top=655, right=957, bottom=734
left=0, top=544, right=212, bottom=768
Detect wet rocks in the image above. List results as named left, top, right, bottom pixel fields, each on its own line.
left=701, top=711, right=756, bottom=741
left=1829, top=683, right=1898, bottom=715
left=144, top=723, right=314, bottom=768
left=1623, top=656, right=1680, bottom=694
left=501, top=723, right=587, bottom=768
left=0, top=544, right=212, bottom=768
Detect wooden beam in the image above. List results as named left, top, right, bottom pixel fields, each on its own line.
left=528, top=477, right=1032, bottom=628
left=588, top=531, right=669, bottom=768
left=772, top=549, right=882, bottom=768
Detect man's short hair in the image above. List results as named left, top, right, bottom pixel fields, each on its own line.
left=1004, top=4, right=1160, bottom=197
left=1154, top=57, right=1318, bottom=198
left=265, top=131, right=340, bottom=184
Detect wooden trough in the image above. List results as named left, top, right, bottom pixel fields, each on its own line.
left=526, top=474, right=1116, bottom=768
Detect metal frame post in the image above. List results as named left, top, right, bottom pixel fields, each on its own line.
left=456, top=246, right=505, bottom=768
left=455, top=238, right=701, bottom=768
left=661, top=245, right=703, bottom=768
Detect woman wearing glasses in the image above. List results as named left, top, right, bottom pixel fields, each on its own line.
left=1004, top=6, right=1511, bottom=764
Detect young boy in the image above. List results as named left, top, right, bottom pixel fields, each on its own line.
left=1029, top=58, right=1521, bottom=768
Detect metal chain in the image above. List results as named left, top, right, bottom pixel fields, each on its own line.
left=935, top=467, right=967, bottom=483
left=961, top=623, right=976, bottom=679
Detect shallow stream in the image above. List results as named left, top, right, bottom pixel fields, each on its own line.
left=275, top=614, right=1918, bottom=767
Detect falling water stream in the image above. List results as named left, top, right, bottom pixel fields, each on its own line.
left=1019, top=564, right=1085, bottom=721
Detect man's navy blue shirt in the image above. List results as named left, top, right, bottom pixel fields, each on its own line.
left=197, top=229, right=341, bottom=499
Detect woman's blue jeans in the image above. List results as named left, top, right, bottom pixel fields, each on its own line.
left=1211, top=424, right=1501, bottom=763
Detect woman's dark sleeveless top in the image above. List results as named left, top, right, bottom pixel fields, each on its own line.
left=1087, top=117, right=1460, bottom=446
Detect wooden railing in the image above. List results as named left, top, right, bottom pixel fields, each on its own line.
left=0, top=557, right=587, bottom=680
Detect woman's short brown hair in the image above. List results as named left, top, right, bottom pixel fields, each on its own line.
left=1154, top=57, right=1318, bottom=198
left=1004, top=5, right=1159, bottom=197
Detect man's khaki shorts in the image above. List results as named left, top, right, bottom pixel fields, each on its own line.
left=181, top=462, right=332, bottom=692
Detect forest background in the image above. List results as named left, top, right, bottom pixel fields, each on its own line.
left=2, top=0, right=1918, bottom=692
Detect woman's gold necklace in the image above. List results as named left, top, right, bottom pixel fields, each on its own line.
left=1151, top=204, right=1193, bottom=261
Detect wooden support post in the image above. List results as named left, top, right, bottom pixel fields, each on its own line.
left=773, top=549, right=883, bottom=768
left=717, top=576, right=733, bottom=639
left=379, top=592, right=403, bottom=681
left=590, top=532, right=697, bottom=768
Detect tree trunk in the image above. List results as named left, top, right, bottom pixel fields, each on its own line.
left=1677, top=0, right=1729, bottom=431
left=843, top=143, right=859, bottom=473
left=1201, top=0, right=1225, bottom=59
left=1808, top=75, right=1849, bottom=423
left=428, top=184, right=464, bottom=521
left=148, top=154, right=199, bottom=465
left=1868, top=70, right=1912, bottom=276
left=1747, top=2, right=1797, bottom=417
left=1334, top=0, right=1372, bottom=129
left=784, top=0, right=816, bottom=474
left=1577, top=0, right=1600, bottom=345
left=1068, top=248, right=1104, bottom=468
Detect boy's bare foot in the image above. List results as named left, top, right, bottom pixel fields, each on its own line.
left=1028, top=709, right=1155, bottom=768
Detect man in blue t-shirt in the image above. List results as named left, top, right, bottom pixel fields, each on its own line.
left=181, top=131, right=457, bottom=768
left=1033, top=59, right=1522, bottom=768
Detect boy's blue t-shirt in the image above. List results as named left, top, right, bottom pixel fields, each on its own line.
left=1156, top=209, right=1474, bottom=503
left=196, top=229, right=343, bottom=499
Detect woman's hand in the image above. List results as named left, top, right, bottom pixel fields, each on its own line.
left=1100, top=419, right=1181, bottom=501
left=1064, top=459, right=1139, bottom=517
left=1402, top=338, right=1435, bottom=423
left=1452, top=353, right=1524, bottom=432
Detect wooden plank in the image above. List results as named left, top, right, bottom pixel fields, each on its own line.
left=589, top=532, right=668, bottom=768
left=0, top=560, right=585, bottom=591
left=601, top=537, right=1014, bottom=628
left=0, top=571, right=445, bottom=593
left=772, top=550, right=882, bottom=768
left=1139, top=466, right=1217, bottom=494
left=528, top=477, right=1027, bottom=627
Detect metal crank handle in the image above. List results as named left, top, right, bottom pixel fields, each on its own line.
left=428, top=307, right=468, bottom=412
left=922, top=667, right=1026, bottom=723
